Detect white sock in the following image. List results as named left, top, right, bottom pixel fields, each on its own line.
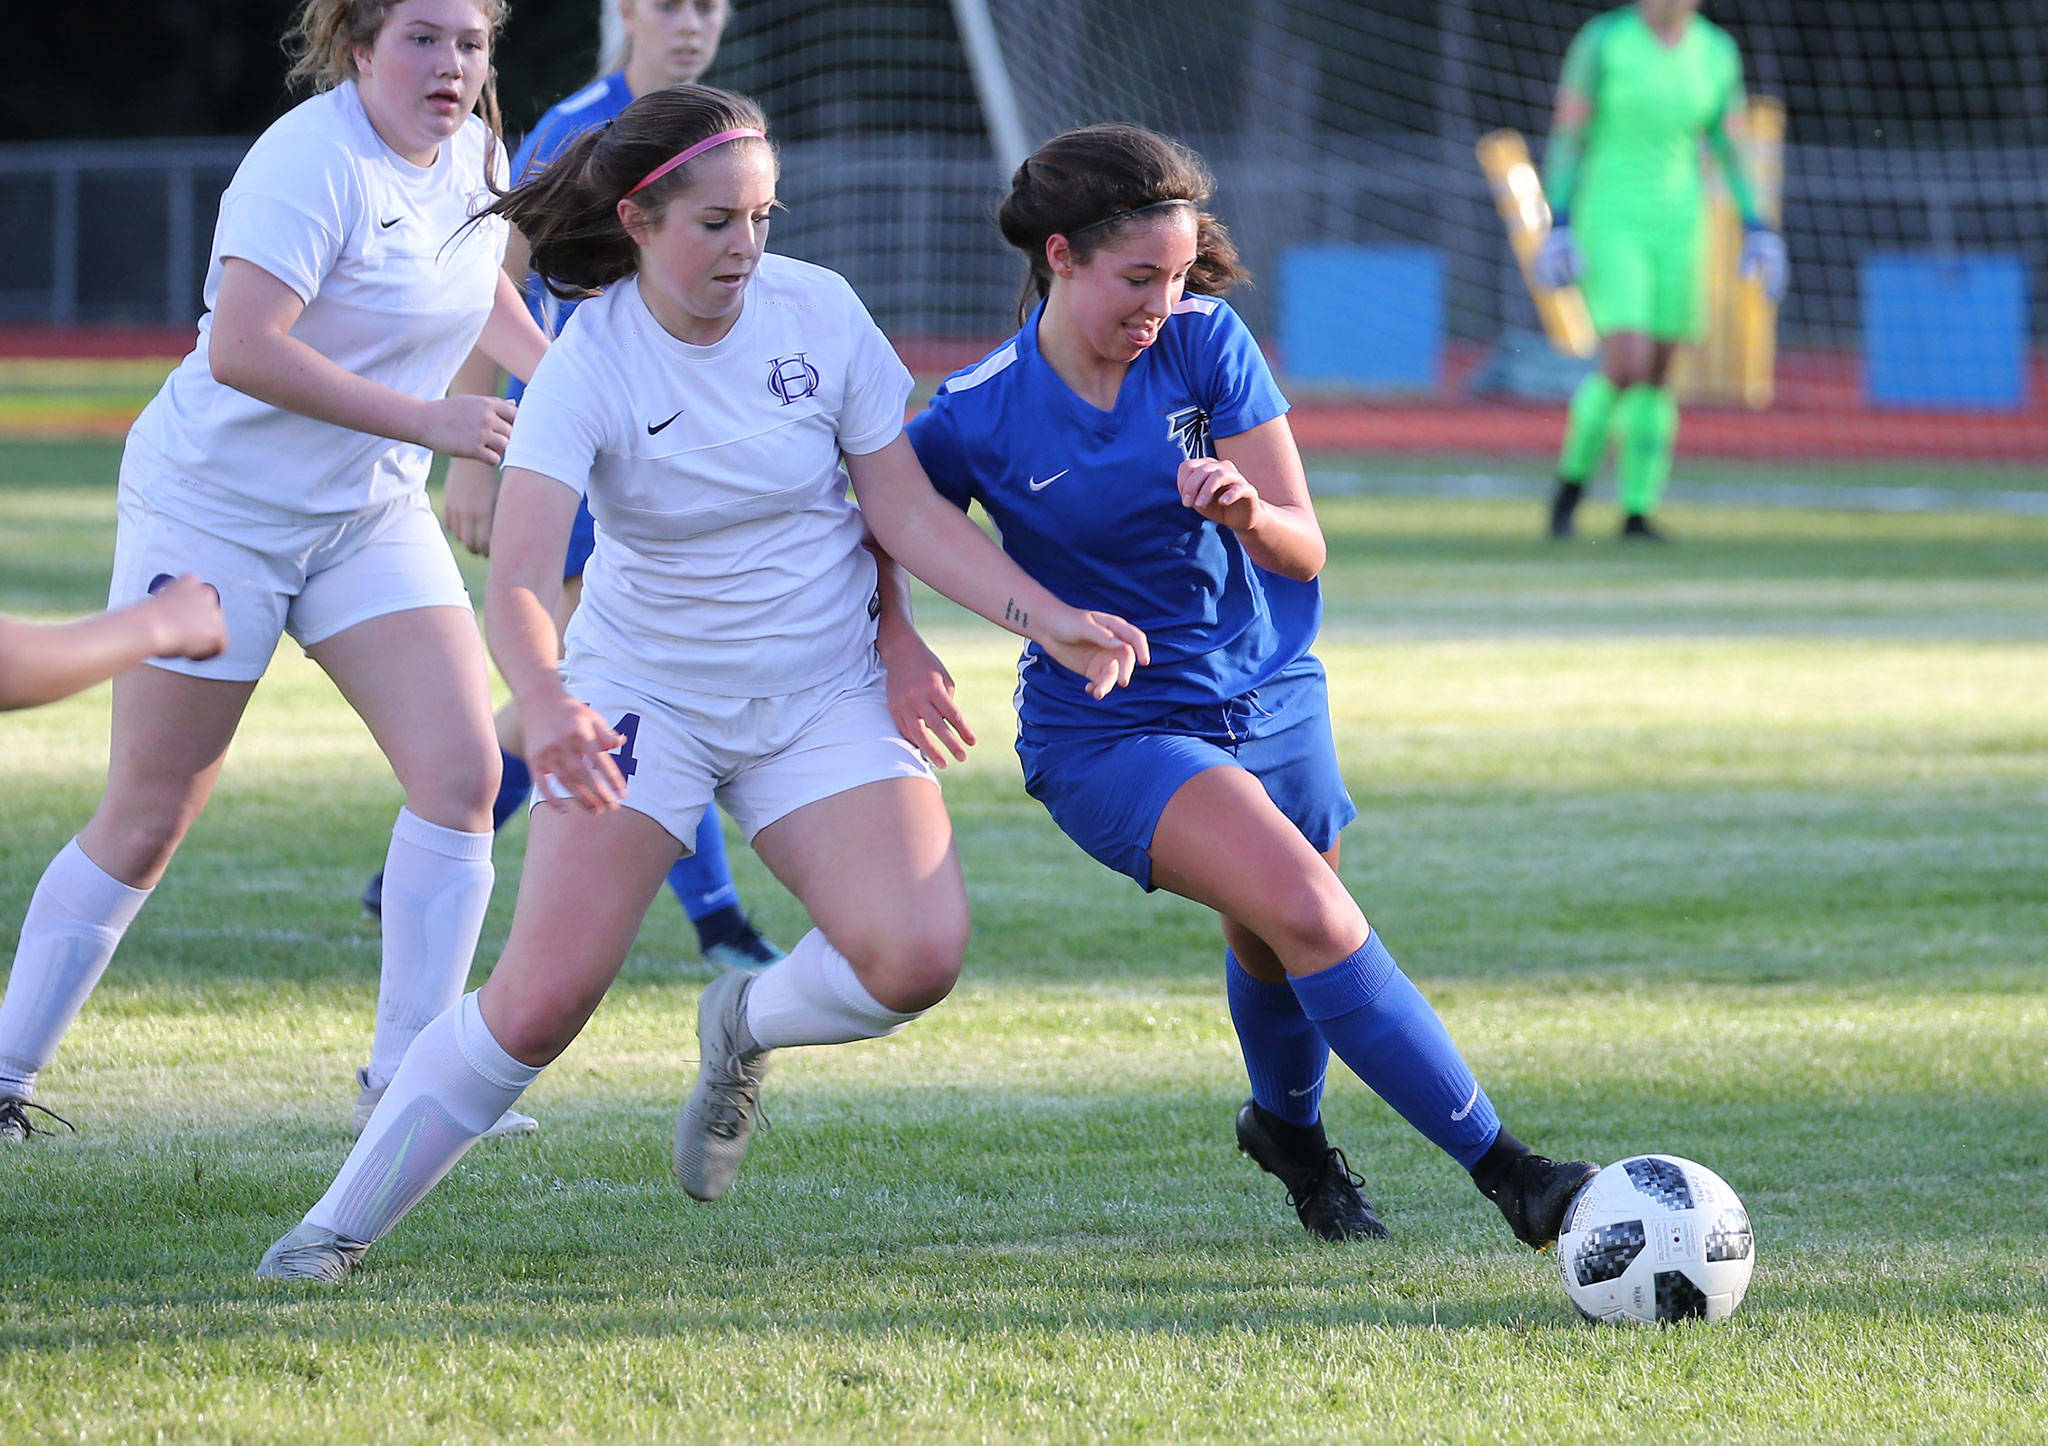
left=0, top=839, right=151, bottom=1099
left=742, top=928, right=925, bottom=1049
left=307, top=992, right=538, bottom=1244
left=365, top=808, right=494, bottom=1090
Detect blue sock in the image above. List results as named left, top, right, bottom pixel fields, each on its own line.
left=1225, top=950, right=1329, bottom=1127
left=490, top=749, right=531, bottom=833
left=667, top=810, right=741, bottom=926
left=1289, top=932, right=1502, bottom=1169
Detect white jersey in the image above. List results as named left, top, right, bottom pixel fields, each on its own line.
left=130, top=81, right=507, bottom=521
left=502, top=254, right=914, bottom=700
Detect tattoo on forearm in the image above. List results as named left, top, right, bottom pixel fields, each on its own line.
left=1004, top=597, right=1029, bottom=630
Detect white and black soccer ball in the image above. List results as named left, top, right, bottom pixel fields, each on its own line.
left=1558, top=1155, right=1754, bottom=1325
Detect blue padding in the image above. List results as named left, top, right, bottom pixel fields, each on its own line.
left=1280, top=244, right=1444, bottom=390
left=1861, top=253, right=2030, bottom=410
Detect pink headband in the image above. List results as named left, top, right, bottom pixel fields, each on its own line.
left=625, top=127, right=766, bottom=196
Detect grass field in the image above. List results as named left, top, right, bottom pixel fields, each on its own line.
left=3, top=438, right=2046, bottom=1443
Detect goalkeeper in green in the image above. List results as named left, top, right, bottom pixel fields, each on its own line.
left=1536, top=0, right=1787, bottom=540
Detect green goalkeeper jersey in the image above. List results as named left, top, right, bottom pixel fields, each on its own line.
left=1559, top=6, right=1745, bottom=234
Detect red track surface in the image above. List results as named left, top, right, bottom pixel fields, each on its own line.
left=6, top=327, right=2043, bottom=461
left=1287, top=347, right=2048, bottom=461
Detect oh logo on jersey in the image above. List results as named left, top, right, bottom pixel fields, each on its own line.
left=767, top=353, right=821, bottom=405
left=1166, top=405, right=1213, bottom=461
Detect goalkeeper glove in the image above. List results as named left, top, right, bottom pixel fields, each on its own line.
left=1740, top=224, right=1789, bottom=303
left=1534, top=222, right=1584, bottom=291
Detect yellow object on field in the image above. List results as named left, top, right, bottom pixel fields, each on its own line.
left=1476, top=128, right=1598, bottom=360
left=1673, top=97, right=1785, bottom=409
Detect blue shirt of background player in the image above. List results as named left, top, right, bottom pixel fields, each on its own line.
left=505, top=73, right=632, bottom=575
left=505, top=71, right=634, bottom=362
left=905, top=294, right=1316, bottom=735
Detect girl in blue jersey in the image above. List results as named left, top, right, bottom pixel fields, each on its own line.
left=366, top=0, right=789, bottom=974
left=908, top=125, right=1596, bottom=1249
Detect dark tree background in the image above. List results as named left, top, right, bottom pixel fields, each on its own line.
left=2, top=1, right=602, bottom=141
left=7, top=3, right=2046, bottom=147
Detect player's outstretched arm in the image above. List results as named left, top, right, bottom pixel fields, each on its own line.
left=862, top=533, right=975, bottom=768
left=209, top=259, right=518, bottom=466
left=484, top=467, right=625, bottom=812
left=0, top=575, right=224, bottom=711
left=846, top=435, right=1149, bottom=700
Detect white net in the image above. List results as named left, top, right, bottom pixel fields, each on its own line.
left=706, top=0, right=1011, bottom=347
left=707, top=1, right=2048, bottom=467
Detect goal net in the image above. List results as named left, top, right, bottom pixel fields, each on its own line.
left=711, top=2, right=2048, bottom=473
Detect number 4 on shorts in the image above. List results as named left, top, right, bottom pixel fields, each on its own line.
left=611, top=712, right=641, bottom=778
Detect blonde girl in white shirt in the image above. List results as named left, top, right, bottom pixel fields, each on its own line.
left=0, top=0, right=549, bottom=1146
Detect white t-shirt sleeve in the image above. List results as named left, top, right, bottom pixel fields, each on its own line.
left=834, top=283, right=915, bottom=456
left=501, top=345, right=610, bottom=495
left=213, top=132, right=357, bottom=304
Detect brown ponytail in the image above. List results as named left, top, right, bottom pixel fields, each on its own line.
left=477, top=84, right=772, bottom=300
left=283, top=0, right=511, bottom=188
left=997, top=123, right=1247, bottom=322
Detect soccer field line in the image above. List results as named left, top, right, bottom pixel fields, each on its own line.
left=1308, top=469, right=2048, bottom=515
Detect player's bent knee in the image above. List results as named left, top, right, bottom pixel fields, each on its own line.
left=400, top=748, right=501, bottom=833
left=481, top=989, right=588, bottom=1068
left=1257, top=875, right=1367, bottom=968
left=84, top=787, right=205, bottom=883
left=842, top=913, right=968, bottom=1014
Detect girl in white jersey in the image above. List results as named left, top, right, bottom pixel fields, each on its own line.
left=256, top=85, right=1148, bottom=1281
left=0, top=0, right=551, bottom=1145
left=363, top=0, right=792, bottom=981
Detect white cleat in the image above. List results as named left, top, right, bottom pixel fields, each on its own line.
left=352, top=1067, right=537, bottom=1140
left=255, top=1221, right=368, bottom=1283
left=673, top=969, right=771, bottom=1201
left=0, top=1095, right=75, bottom=1143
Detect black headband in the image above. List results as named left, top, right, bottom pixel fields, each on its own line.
left=1066, top=197, right=1195, bottom=239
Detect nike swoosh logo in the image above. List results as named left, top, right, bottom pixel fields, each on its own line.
left=1450, top=1081, right=1481, bottom=1122
left=1027, top=469, right=1069, bottom=492
left=647, top=408, right=685, bottom=434
left=379, top=216, right=403, bottom=229
left=1277, top=1065, right=1327, bottom=1097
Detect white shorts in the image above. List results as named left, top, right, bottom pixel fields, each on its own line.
left=560, top=651, right=936, bottom=849
left=108, top=442, right=472, bottom=682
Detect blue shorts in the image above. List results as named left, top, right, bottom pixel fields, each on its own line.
left=508, top=373, right=596, bottom=582
left=1016, top=657, right=1358, bottom=891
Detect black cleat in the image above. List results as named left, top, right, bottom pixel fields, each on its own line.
left=1235, top=1100, right=1389, bottom=1242
left=1478, top=1151, right=1598, bottom=1250
left=361, top=870, right=383, bottom=921
left=1548, top=480, right=1585, bottom=538
left=0, top=1096, right=76, bottom=1143
left=700, top=918, right=786, bottom=972
left=1620, top=512, right=1666, bottom=542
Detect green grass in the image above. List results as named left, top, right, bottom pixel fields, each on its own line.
left=4, top=441, right=2048, bottom=1442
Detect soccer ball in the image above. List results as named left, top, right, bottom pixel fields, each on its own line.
left=1557, top=1155, right=1754, bottom=1325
